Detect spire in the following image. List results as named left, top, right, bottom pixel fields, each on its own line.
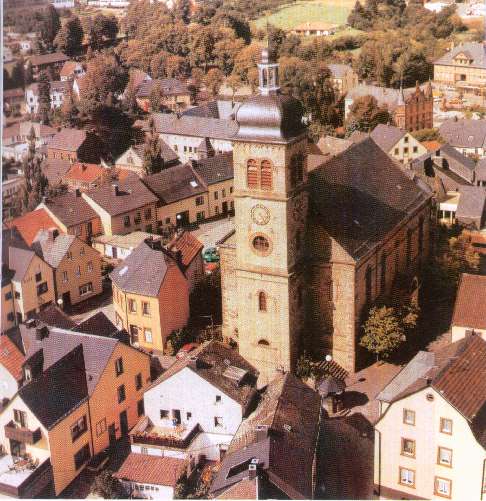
left=258, top=40, right=280, bottom=96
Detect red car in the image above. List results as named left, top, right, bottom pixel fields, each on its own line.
left=176, top=343, right=199, bottom=359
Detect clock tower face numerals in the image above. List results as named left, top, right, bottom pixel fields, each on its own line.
left=251, top=204, right=271, bottom=225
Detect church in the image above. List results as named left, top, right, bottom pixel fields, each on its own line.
left=219, top=49, right=433, bottom=383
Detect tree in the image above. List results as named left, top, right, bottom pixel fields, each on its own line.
left=22, top=130, right=49, bottom=213
left=346, top=95, right=391, bottom=134
left=123, top=72, right=140, bottom=115
left=60, top=86, right=79, bottom=127
left=54, top=16, right=83, bottom=57
left=149, top=81, right=164, bottom=112
left=167, top=327, right=194, bottom=355
left=90, top=470, right=124, bottom=499
left=11, top=60, right=26, bottom=89
left=204, top=68, right=224, bottom=97
left=89, top=14, right=118, bottom=51
left=360, top=306, right=406, bottom=361
left=394, top=49, right=432, bottom=87
left=213, top=31, right=245, bottom=75
left=143, top=118, right=163, bottom=175
left=173, top=0, right=192, bottom=24
left=37, top=71, right=51, bottom=125
left=40, top=5, right=61, bottom=50
left=348, top=0, right=373, bottom=30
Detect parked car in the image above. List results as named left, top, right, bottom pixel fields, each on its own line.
left=203, top=247, right=220, bottom=263
left=176, top=343, right=199, bottom=359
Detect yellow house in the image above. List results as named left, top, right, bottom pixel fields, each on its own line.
left=111, top=237, right=190, bottom=353
left=374, top=334, right=486, bottom=500
left=31, top=229, right=103, bottom=307
left=2, top=270, right=17, bottom=333
left=0, top=322, right=151, bottom=497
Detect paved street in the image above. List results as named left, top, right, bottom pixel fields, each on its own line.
left=191, top=216, right=235, bottom=251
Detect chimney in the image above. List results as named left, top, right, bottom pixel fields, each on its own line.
left=75, top=188, right=81, bottom=197
left=248, top=459, right=259, bottom=480
left=35, top=325, right=49, bottom=341
left=112, top=183, right=120, bottom=196
left=145, top=237, right=162, bottom=251
left=255, top=424, right=269, bottom=442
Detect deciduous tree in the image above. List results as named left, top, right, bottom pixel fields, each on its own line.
left=40, top=5, right=61, bottom=50
left=37, top=71, right=51, bottom=125
left=54, top=16, right=83, bottom=57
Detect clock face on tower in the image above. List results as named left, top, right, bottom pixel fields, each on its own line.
left=251, top=204, right=271, bottom=225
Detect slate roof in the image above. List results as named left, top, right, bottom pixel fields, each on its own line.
left=142, top=163, right=206, bottom=204
left=150, top=113, right=239, bottom=141
left=182, top=100, right=238, bottom=120
left=43, top=191, right=99, bottom=227
left=48, top=128, right=87, bottom=151
left=346, top=84, right=426, bottom=110
left=31, top=231, right=76, bottom=268
left=308, top=138, right=431, bottom=260
left=456, top=185, right=486, bottom=226
left=41, top=157, right=72, bottom=185
left=2, top=121, right=57, bottom=141
left=0, top=335, right=25, bottom=382
left=19, top=323, right=119, bottom=396
left=370, top=124, right=406, bottom=152
left=5, top=209, right=61, bottom=246
left=476, top=157, right=486, bottom=180
left=8, top=247, right=36, bottom=281
left=216, top=478, right=258, bottom=499
left=192, top=152, right=233, bottom=185
left=211, top=373, right=321, bottom=499
left=35, top=304, right=77, bottom=330
left=315, top=136, right=353, bottom=156
left=151, top=340, right=259, bottom=409
left=19, top=344, right=89, bottom=430
left=27, top=80, right=71, bottom=96
left=93, top=231, right=156, bottom=251
left=434, top=42, right=486, bottom=69
left=377, top=334, right=486, bottom=447
left=452, top=273, right=486, bottom=330
left=85, top=176, right=158, bottom=216
left=110, top=239, right=181, bottom=297
left=114, top=453, right=186, bottom=486
left=136, top=78, right=189, bottom=98
left=29, top=52, right=69, bottom=66
left=74, top=312, right=118, bottom=338
left=439, top=119, right=486, bottom=149
left=130, top=139, right=179, bottom=165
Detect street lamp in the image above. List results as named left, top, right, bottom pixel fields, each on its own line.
left=57, top=298, right=63, bottom=310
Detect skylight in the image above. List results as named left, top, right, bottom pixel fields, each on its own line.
left=190, top=180, right=198, bottom=188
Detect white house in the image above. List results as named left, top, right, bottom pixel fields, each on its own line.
left=25, top=81, right=71, bottom=114
left=2, top=121, right=58, bottom=161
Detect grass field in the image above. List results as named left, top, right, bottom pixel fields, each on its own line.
left=253, top=0, right=356, bottom=31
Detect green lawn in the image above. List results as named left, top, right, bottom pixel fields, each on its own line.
left=253, top=0, right=356, bottom=31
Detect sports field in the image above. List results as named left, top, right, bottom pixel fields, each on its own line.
left=253, top=0, right=356, bottom=31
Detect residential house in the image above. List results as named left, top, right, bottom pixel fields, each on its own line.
left=2, top=172, right=24, bottom=219
left=2, top=229, right=55, bottom=324
left=439, top=119, right=486, bottom=158
left=25, top=80, right=71, bottom=114
left=3, top=88, right=26, bottom=115
left=144, top=113, right=238, bottom=163
left=32, top=229, right=103, bottom=308
left=114, top=140, right=180, bottom=178
left=28, top=52, right=69, bottom=79
left=345, top=82, right=433, bottom=132
left=38, top=191, right=103, bottom=242
left=119, top=341, right=258, bottom=495
left=0, top=335, right=25, bottom=401
left=434, top=42, right=486, bottom=95
left=2, top=121, right=57, bottom=161
left=450, top=273, right=486, bottom=341
left=47, top=128, right=103, bottom=164
left=328, top=63, right=359, bottom=95
left=166, top=230, right=204, bottom=292
left=374, top=334, right=486, bottom=501
left=309, top=136, right=353, bottom=169
left=59, top=61, right=85, bottom=81
left=92, top=231, right=159, bottom=261
left=5, top=209, right=61, bottom=247
left=292, top=22, right=338, bottom=36
left=61, top=162, right=110, bottom=192
left=210, top=372, right=322, bottom=499
left=82, top=176, right=158, bottom=236
left=436, top=186, right=486, bottom=228
left=182, top=100, right=239, bottom=120
left=2, top=269, right=17, bottom=333
left=111, top=237, right=189, bottom=353
left=135, top=78, right=192, bottom=113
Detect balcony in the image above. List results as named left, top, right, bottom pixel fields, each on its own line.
left=0, top=454, right=53, bottom=498
left=130, top=416, right=201, bottom=449
left=5, top=422, right=42, bottom=445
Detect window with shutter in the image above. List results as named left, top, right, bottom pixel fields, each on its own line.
left=260, top=160, right=272, bottom=190
left=247, top=159, right=258, bottom=188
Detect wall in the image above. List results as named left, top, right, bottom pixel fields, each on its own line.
left=160, top=133, right=232, bottom=164
left=389, top=135, right=428, bottom=164
left=0, top=365, right=18, bottom=402
left=206, top=179, right=234, bottom=218
left=375, top=387, right=486, bottom=500
left=451, top=325, right=486, bottom=342
left=435, top=63, right=486, bottom=90
left=2, top=282, right=16, bottom=332
left=156, top=194, right=208, bottom=229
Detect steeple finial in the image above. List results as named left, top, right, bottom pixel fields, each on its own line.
left=258, top=38, right=279, bottom=96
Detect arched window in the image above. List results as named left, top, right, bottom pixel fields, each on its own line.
left=290, top=154, right=304, bottom=187
left=260, top=160, right=272, bottom=190
left=247, top=159, right=258, bottom=189
left=258, top=291, right=267, bottom=312
left=253, top=235, right=270, bottom=253
left=258, top=339, right=270, bottom=346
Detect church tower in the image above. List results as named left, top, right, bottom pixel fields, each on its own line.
left=231, top=48, right=309, bottom=384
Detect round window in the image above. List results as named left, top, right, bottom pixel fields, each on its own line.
left=252, top=235, right=272, bottom=256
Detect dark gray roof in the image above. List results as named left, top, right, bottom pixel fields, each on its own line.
left=74, top=312, right=118, bottom=338
left=43, top=191, right=99, bottom=227
left=19, top=323, right=119, bottom=396
left=27, top=80, right=71, bottom=96
left=439, top=119, right=486, bottom=149
left=308, top=138, right=431, bottom=260
left=85, top=176, right=158, bottom=216
left=110, top=239, right=180, bottom=296
left=35, top=305, right=77, bottom=330
left=434, top=42, right=486, bottom=69
left=197, top=137, right=215, bottom=158
left=475, top=157, right=486, bottom=180
left=151, top=340, right=259, bottom=409
left=346, top=84, right=428, bottom=110
left=456, top=185, right=486, bottom=227
left=211, top=373, right=321, bottom=499
left=136, top=78, right=189, bottom=98
left=19, top=344, right=89, bottom=430
left=41, top=157, right=72, bottom=185
left=143, top=163, right=206, bottom=204
left=2, top=228, right=34, bottom=282
left=150, top=113, right=239, bottom=141
left=29, top=52, right=69, bottom=66
left=370, top=124, right=406, bottom=152
left=8, top=247, right=36, bottom=281
left=48, top=128, right=87, bottom=151
left=131, top=139, right=179, bottom=165
left=192, top=153, right=233, bottom=185
left=31, top=231, right=76, bottom=268
left=182, top=100, right=238, bottom=120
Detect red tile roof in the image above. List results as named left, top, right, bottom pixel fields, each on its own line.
left=452, top=273, right=486, bottom=330
left=217, top=478, right=258, bottom=499
left=63, top=163, right=105, bottom=183
left=60, top=60, right=79, bottom=78
left=6, top=209, right=62, bottom=246
left=114, top=453, right=186, bottom=487
left=422, top=140, right=443, bottom=151
left=0, top=336, right=25, bottom=382
left=168, top=231, right=203, bottom=268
